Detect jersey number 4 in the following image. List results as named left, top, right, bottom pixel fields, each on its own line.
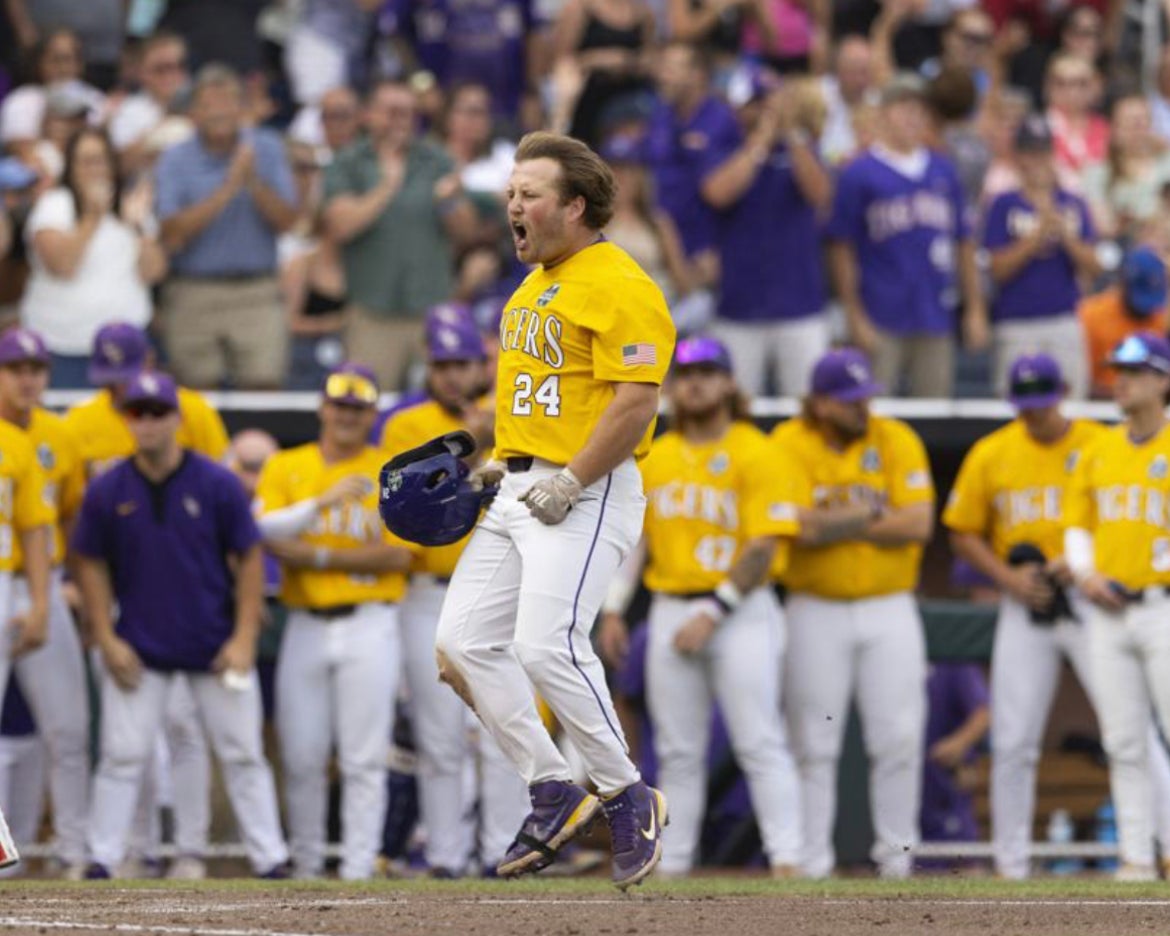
left=512, top=374, right=561, bottom=417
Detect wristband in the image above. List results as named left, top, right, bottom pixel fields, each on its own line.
left=313, top=546, right=331, bottom=570
left=713, top=580, right=744, bottom=615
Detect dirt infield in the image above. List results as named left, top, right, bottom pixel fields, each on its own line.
left=2, top=879, right=1170, bottom=936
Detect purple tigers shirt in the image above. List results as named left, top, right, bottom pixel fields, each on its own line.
left=981, top=188, right=1093, bottom=322
left=72, top=453, right=261, bottom=672
left=827, top=148, right=970, bottom=335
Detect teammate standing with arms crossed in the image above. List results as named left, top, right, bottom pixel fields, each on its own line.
left=1065, top=332, right=1170, bottom=880
left=255, top=363, right=415, bottom=881
left=435, top=131, right=676, bottom=889
left=773, top=348, right=933, bottom=879
left=0, top=328, right=90, bottom=877
left=600, top=335, right=802, bottom=877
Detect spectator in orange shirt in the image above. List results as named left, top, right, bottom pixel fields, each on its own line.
left=1080, top=246, right=1169, bottom=397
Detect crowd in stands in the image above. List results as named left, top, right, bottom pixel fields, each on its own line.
left=1, top=0, right=1170, bottom=398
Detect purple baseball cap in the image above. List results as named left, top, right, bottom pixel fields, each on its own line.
left=0, top=328, right=49, bottom=366
left=426, top=303, right=486, bottom=362
left=673, top=335, right=733, bottom=372
left=1008, top=352, right=1065, bottom=409
left=323, top=362, right=380, bottom=407
left=599, top=133, right=647, bottom=165
left=89, top=322, right=148, bottom=386
left=121, top=371, right=178, bottom=411
left=810, top=348, right=883, bottom=400
left=1107, top=331, right=1170, bottom=373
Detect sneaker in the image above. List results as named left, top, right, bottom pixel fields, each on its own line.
left=601, top=782, right=667, bottom=890
left=166, top=856, right=207, bottom=880
left=84, top=863, right=111, bottom=880
left=497, top=780, right=601, bottom=877
left=257, top=861, right=292, bottom=880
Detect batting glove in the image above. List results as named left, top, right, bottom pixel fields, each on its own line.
left=468, top=459, right=506, bottom=492
left=520, top=468, right=583, bottom=525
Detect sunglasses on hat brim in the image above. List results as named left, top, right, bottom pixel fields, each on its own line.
left=324, top=373, right=379, bottom=406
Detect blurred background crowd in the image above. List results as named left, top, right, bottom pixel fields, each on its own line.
left=2, top=0, right=1170, bottom=400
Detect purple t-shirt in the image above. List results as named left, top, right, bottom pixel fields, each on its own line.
left=645, top=95, right=739, bottom=257
left=72, top=453, right=261, bottom=672
left=827, top=149, right=970, bottom=335
left=707, top=133, right=828, bottom=323
left=982, top=188, right=1092, bottom=322
left=921, top=662, right=989, bottom=842
left=0, top=679, right=35, bottom=737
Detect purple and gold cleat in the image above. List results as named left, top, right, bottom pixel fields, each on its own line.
left=602, top=782, right=668, bottom=890
left=497, top=780, right=601, bottom=877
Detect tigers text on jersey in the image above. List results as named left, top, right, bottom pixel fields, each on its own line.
left=943, top=418, right=1105, bottom=561
left=0, top=419, right=54, bottom=574
left=640, top=422, right=800, bottom=594
left=64, top=386, right=229, bottom=479
left=1066, top=422, right=1170, bottom=589
left=380, top=398, right=475, bottom=579
left=255, top=443, right=412, bottom=608
left=10, top=408, right=84, bottom=570
left=494, top=240, right=675, bottom=465
left=772, top=414, right=934, bottom=600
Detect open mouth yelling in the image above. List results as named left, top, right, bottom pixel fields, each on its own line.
left=511, top=220, right=529, bottom=252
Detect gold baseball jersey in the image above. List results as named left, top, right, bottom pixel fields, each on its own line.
left=943, top=418, right=1105, bottom=561
left=380, top=399, right=479, bottom=579
left=1066, top=422, right=1170, bottom=589
left=255, top=443, right=413, bottom=608
left=494, top=240, right=675, bottom=465
left=10, top=408, right=85, bottom=570
left=0, top=419, right=54, bottom=574
left=64, top=386, right=230, bottom=479
left=772, top=415, right=934, bottom=600
left=640, top=422, right=801, bottom=594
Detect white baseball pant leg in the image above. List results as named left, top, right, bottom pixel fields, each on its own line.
left=437, top=460, right=644, bottom=795
left=0, top=805, right=17, bottom=869
left=476, top=719, right=530, bottom=866
left=164, top=676, right=211, bottom=859
left=647, top=588, right=801, bottom=874
left=0, top=734, right=46, bottom=847
left=9, top=571, right=89, bottom=866
left=786, top=592, right=927, bottom=879
left=1087, top=596, right=1170, bottom=868
left=712, top=315, right=830, bottom=398
left=277, top=603, right=398, bottom=880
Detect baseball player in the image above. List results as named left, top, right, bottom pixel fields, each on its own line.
left=943, top=351, right=1170, bottom=879
left=381, top=310, right=529, bottom=877
left=0, top=683, right=44, bottom=875
left=434, top=131, right=676, bottom=889
left=255, top=363, right=414, bottom=881
left=773, top=347, right=933, bottom=879
left=1065, top=332, right=1170, bottom=880
left=73, top=372, right=288, bottom=879
left=599, top=335, right=802, bottom=877
left=0, top=328, right=90, bottom=877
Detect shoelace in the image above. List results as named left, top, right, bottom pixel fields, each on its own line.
left=604, top=796, right=637, bottom=855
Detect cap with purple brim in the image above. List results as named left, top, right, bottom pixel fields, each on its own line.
left=1107, top=331, right=1170, bottom=373
left=810, top=348, right=883, bottom=400
left=426, top=303, right=486, bottom=362
left=1008, top=352, right=1065, bottom=410
left=121, top=371, right=178, bottom=411
left=673, top=335, right=733, bottom=373
left=323, top=362, right=380, bottom=407
left=599, top=133, right=648, bottom=165
left=0, top=328, right=49, bottom=366
left=89, top=322, right=149, bottom=386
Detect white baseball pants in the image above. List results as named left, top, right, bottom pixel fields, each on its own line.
left=990, top=594, right=1170, bottom=878
left=277, top=603, right=399, bottom=880
left=1086, top=593, right=1170, bottom=869
left=89, top=667, right=287, bottom=874
left=0, top=734, right=46, bottom=851
left=646, top=588, right=801, bottom=874
left=711, top=314, right=830, bottom=398
left=401, top=575, right=528, bottom=872
left=436, top=459, right=644, bottom=796
left=785, top=591, right=927, bottom=879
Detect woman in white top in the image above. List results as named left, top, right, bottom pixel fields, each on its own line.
left=21, top=127, right=167, bottom=387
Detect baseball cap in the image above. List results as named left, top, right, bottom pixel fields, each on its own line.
left=0, top=328, right=49, bottom=366
left=426, top=304, right=485, bottom=362
left=45, top=80, right=94, bottom=120
left=121, top=371, right=178, bottom=411
left=1015, top=113, right=1055, bottom=152
left=1121, top=247, right=1168, bottom=317
left=0, top=158, right=37, bottom=192
left=1007, top=352, right=1064, bottom=409
left=810, top=348, right=883, bottom=400
left=323, top=362, right=380, bottom=407
left=880, top=72, right=928, bottom=107
left=599, top=133, right=647, bottom=166
left=726, top=62, right=782, bottom=109
left=673, top=335, right=733, bottom=372
left=89, top=322, right=149, bottom=386
left=1106, top=331, right=1170, bottom=373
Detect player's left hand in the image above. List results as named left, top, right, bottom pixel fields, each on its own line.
left=673, top=602, right=722, bottom=655
left=9, top=607, right=48, bottom=659
left=213, top=634, right=257, bottom=677
left=928, top=733, right=970, bottom=769
left=520, top=469, right=583, bottom=525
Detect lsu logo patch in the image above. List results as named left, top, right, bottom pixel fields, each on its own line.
left=536, top=283, right=560, bottom=308
left=385, top=470, right=404, bottom=494
left=183, top=496, right=201, bottom=519
left=708, top=452, right=730, bottom=475
left=862, top=447, right=881, bottom=472
left=1151, top=456, right=1168, bottom=480
left=1065, top=451, right=1079, bottom=474
left=36, top=443, right=55, bottom=472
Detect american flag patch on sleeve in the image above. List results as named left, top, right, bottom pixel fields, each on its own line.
left=622, top=343, right=657, bottom=366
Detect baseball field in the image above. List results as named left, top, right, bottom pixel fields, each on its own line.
left=2, top=877, right=1169, bottom=936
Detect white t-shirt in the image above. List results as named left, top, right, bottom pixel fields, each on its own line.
left=0, top=86, right=46, bottom=143
left=20, top=188, right=151, bottom=355
left=460, top=139, right=516, bottom=195
left=108, top=93, right=164, bottom=150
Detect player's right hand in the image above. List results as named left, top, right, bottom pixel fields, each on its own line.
left=1079, top=573, right=1127, bottom=613
left=319, top=474, right=372, bottom=509
left=1002, top=564, right=1054, bottom=611
left=101, top=636, right=143, bottom=691
left=9, top=608, right=47, bottom=659
left=468, top=459, right=506, bottom=492
left=598, top=612, right=629, bottom=668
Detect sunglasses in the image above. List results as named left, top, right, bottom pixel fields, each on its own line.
left=123, top=402, right=175, bottom=420
left=1109, top=337, right=1170, bottom=371
left=324, top=373, right=379, bottom=406
left=1010, top=376, right=1059, bottom=396
left=236, top=459, right=267, bottom=474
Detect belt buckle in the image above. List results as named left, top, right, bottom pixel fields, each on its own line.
left=507, top=457, right=534, bottom=473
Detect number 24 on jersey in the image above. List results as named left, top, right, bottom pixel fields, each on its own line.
left=512, top=373, right=562, bottom=417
